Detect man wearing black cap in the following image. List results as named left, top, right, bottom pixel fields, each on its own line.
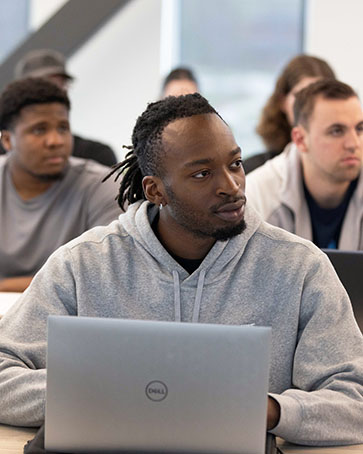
left=0, top=49, right=117, bottom=167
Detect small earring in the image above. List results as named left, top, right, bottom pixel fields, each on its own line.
left=159, top=203, right=163, bottom=210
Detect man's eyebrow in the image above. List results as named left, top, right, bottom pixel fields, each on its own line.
left=183, top=147, right=241, bottom=168
left=327, top=122, right=345, bottom=128
left=25, top=120, right=48, bottom=128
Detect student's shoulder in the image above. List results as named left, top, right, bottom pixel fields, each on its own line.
left=62, top=218, right=128, bottom=253
left=66, top=157, right=118, bottom=190
left=246, top=146, right=288, bottom=186
left=245, top=145, right=293, bottom=217
left=39, top=219, right=129, bottom=277
left=254, top=217, right=325, bottom=260
left=68, top=156, right=110, bottom=177
left=72, top=135, right=117, bottom=167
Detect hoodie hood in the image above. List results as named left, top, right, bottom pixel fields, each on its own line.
left=120, top=200, right=261, bottom=283
left=119, top=200, right=261, bottom=321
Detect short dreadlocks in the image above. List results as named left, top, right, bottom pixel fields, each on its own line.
left=105, top=93, right=221, bottom=211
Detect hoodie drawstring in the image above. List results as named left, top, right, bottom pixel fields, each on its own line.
left=172, top=271, right=181, bottom=322
left=192, top=269, right=206, bottom=323
left=172, top=269, right=206, bottom=323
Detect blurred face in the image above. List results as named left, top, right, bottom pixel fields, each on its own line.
left=163, top=79, right=198, bottom=98
left=157, top=114, right=246, bottom=241
left=294, top=96, right=363, bottom=184
left=2, top=103, right=73, bottom=182
left=282, top=76, right=320, bottom=125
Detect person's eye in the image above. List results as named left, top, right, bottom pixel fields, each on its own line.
left=356, top=123, right=363, bottom=134
left=329, top=127, right=343, bottom=137
left=193, top=170, right=210, bottom=179
left=230, top=159, right=243, bottom=169
left=58, top=124, right=70, bottom=133
left=32, top=126, right=46, bottom=135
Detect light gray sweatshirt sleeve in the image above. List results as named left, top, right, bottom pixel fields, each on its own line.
left=269, top=253, right=363, bottom=445
left=0, top=248, right=77, bottom=426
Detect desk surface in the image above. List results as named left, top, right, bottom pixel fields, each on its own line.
left=1, top=424, right=363, bottom=454
left=0, top=292, right=21, bottom=318
left=0, top=424, right=36, bottom=453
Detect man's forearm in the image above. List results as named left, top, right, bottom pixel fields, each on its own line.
left=0, top=276, right=33, bottom=292
left=0, top=365, right=46, bottom=426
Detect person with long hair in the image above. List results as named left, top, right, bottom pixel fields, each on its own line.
left=243, top=55, right=335, bottom=174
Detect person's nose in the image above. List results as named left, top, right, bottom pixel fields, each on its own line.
left=45, top=129, right=65, bottom=148
left=216, top=169, right=242, bottom=197
left=344, top=129, right=361, bottom=152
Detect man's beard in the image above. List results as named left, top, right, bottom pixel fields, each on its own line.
left=35, top=172, right=65, bottom=182
left=211, top=220, right=247, bottom=241
left=29, top=165, right=68, bottom=182
left=164, top=185, right=247, bottom=241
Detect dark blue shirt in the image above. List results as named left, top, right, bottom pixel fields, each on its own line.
left=303, top=179, right=358, bottom=249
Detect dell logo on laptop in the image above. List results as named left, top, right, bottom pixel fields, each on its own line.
left=145, top=381, right=168, bottom=401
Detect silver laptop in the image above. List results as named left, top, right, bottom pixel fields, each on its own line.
left=45, top=316, right=271, bottom=454
left=322, top=249, right=363, bottom=333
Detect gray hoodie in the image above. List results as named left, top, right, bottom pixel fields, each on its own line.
left=0, top=201, right=362, bottom=445
left=246, top=143, right=363, bottom=250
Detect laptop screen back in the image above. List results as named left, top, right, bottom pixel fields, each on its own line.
left=322, top=249, right=363, bottom=333
left=45, top=316, right=271, bottom=454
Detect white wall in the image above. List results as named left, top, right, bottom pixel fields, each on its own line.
left=67, top=0, right=162, bottom=160
left=305, top=0, right=363, bottom=97
left=30, top=0, right=68, bottom=30
left=30, top=0, right=162, bottom=160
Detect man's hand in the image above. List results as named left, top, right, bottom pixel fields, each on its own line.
left=267, top=396, right=281, bottom=430
left=0, top=276, right=33, bottom=292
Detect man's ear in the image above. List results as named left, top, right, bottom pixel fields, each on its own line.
left=1, top=130, right=12, bottom=152
left=291, top=125, right=309, bottom=154
left=142, top=175, right=167, bottom=207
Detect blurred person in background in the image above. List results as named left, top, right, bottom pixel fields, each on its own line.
left=246, top=79, right=363, bottom=250
left=0, top=78, right=120, bottom=292
left=243, top=55, right=336, bottom=174
left=161, top=66, right=199, bottom=98
left=0, top=48, right=117, bottom=167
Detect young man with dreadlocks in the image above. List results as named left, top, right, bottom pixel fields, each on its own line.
left=0, top=94, right=362, bottom=445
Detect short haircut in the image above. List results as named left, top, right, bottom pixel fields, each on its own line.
left=162, top=67, right=198, bottom=90
left=0, top=77, right=71, bottom=130
left=104, top=93, right=220, bottom=211
left=294, top=79, right=358, bottom=128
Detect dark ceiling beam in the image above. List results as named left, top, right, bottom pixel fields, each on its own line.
left=0, top=0, right=132, bottom=90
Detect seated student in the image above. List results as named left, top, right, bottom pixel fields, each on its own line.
left=0, top=94, right=362, bottom=446
left=0, top=78, right=121, bottom=292
left=0, top=48, right=118, bottom=167
left=243, top=54, right=336, bottom=174
left=161, top=66, right=199, bottom=98
left=246, top=79, right=363, bottom=250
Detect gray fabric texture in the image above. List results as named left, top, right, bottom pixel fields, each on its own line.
left=0, top=155, right=121, bottom=278
left=0, top=201, right=362, bottom=445
left=245, top=143, right=363, bottom=250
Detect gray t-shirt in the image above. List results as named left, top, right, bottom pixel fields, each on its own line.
left=0, top=155, right=121, bottom=278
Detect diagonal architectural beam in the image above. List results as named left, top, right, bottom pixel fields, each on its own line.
left=0, top=0, right=132, bottom=90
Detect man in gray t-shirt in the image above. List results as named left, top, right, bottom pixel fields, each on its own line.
left=0, top=78, right=121, bottom=292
